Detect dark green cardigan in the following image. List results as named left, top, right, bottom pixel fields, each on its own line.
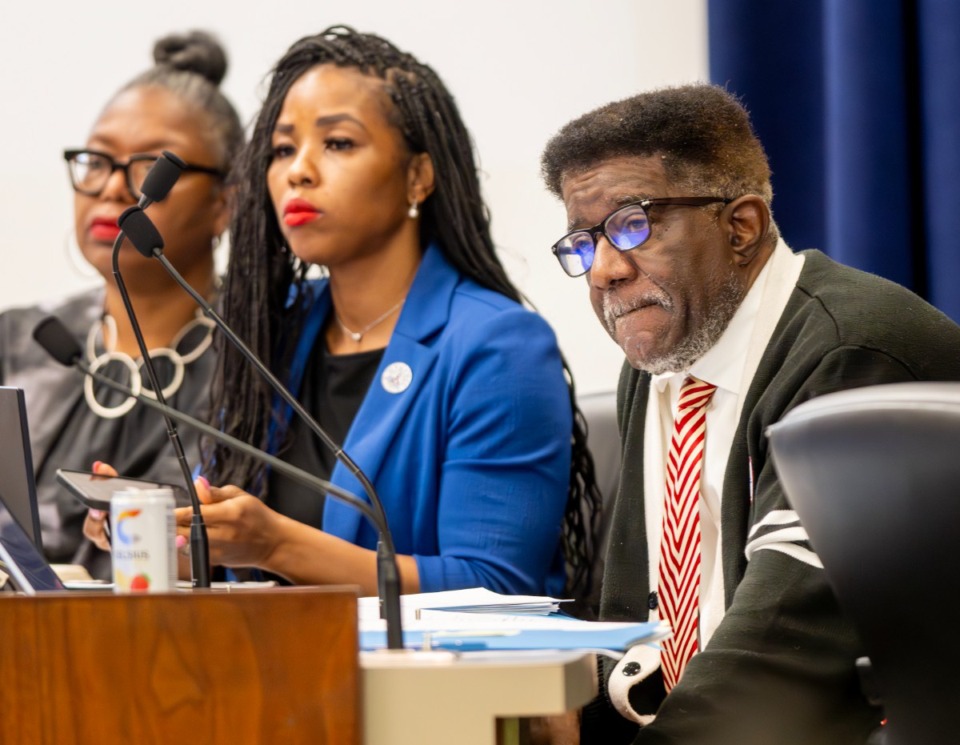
left=584, top=250, right=960, bottom=745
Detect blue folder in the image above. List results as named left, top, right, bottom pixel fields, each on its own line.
left=360, top=622, right=665, bottom=653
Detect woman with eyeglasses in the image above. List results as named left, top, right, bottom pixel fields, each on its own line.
left=85, top=26, right=599, bottom=598
left=0, top=31, right=244, bottom=579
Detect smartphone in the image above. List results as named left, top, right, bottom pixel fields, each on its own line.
left=55, top=468, right=190, bottom=511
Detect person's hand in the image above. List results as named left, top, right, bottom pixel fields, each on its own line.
left=81, top=461, right=118, bottom=552
left=176, top=478, right=283, bottom=569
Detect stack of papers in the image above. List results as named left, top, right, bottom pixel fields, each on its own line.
left=358, top=587, right=564, bottom=624
left=358, top=587, right=670, bottom=657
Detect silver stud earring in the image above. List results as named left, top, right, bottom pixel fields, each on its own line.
left=408, top=199, right=419, bottom=219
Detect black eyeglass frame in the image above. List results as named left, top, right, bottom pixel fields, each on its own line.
left=551, top=196, right=733, bottom=277
left=62, top=148, right=224, bottom=200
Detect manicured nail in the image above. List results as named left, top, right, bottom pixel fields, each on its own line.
left=92, top=461, right=102, bottom=470
left=89, top=509, right=105, bottom=520
left=198, top=476, right=210, bottom=489
left=175, top=535, right=188, bottom=549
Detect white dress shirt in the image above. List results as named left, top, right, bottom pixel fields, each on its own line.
left=643, top=239, right=805, bottom=647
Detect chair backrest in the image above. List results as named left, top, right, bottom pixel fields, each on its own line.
left=577, top=390, right=620, bottom=618
left=767, top=382, right=960, bottom=745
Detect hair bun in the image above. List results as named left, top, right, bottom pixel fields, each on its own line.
left=153, top=30, right=228, bottom=86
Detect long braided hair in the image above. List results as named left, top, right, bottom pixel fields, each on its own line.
left=206, top=25, right=601, bottom=600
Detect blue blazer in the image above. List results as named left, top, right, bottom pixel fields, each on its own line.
left=281, top=245, right=572, bottom=595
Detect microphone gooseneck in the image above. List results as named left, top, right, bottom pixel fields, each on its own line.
left=120, top=201, right=405, bottom=649
left=158, top=256, right=405, bottom=649
left=109, top=156, right=211, bottom=588
left=31, top=318, right=383, bottom=557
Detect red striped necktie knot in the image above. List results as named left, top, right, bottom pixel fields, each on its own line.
left=658, top=375, right=716, bottom=692
left=677, top=376, right=716, bottom=411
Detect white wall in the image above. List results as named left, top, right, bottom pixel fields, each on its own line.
left=0, top=0, right=708, bottom=394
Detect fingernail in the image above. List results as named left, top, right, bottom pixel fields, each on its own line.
left=198, top=476, right=210, bottom=489
left=175, top=535, right=188, bottom=549
left=89, top=509, right=105, bottom=520
left=92, top=461, right=102, bottom=470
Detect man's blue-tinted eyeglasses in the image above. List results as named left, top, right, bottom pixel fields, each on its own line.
left=551, top=197, right=732, bottom=277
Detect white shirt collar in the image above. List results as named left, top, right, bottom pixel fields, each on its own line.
left=651, top=238, right=801, bottom=399
left=641, top=238, right=804, bottom=651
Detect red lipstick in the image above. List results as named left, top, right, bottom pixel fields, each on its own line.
left=283, top=198, right=320, bottom=227
left=89, top=216, right=121, bottom=242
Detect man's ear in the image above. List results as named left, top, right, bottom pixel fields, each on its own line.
left=407, top=152, right=436, bottom=205
left=724, top=195, right=771, bottom=266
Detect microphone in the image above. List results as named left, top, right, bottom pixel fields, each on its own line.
left=117, top=206, right=163, bottom=252
left=138, top=150, right=185, bottom=209
left=121, top=206, right=405, bottom=650
left=31, top=317, right=384, bottom=553
left=108, top=153, right=211, bottom=588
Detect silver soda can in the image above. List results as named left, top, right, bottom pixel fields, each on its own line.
left=110, top=488, right=177, bottom=593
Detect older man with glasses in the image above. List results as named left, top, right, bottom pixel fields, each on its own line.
left=540, top=83, right=960, bottom=745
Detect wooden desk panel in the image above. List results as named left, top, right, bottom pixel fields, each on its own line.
left=0, top=587, right=359, bottom=745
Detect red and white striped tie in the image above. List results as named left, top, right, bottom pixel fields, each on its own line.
left=658, top=376, right=716, bottom=692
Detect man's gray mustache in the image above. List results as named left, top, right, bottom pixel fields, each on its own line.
left=602, top=292, right=672, bottom=331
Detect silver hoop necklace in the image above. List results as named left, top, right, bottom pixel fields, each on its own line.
left=83, top=310, right=216, bottom=419
left=334, top=298, right=405, bottom=343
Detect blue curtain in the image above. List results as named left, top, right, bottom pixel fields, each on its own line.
left=708, top=0, right=960, bottom=322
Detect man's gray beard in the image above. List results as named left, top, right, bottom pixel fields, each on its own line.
left=603, top=272, right=747, bottom=375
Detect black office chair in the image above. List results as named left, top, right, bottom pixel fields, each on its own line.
left=576, top=390, right=621, bottom=619
left=767, top=382, right=960, bottom=745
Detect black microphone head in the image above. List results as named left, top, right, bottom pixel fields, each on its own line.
left=138, top=151, right=186, bottom=208
left=32, top=316, right=83, bottom=367
left=118, top=206, right=164, bottom=257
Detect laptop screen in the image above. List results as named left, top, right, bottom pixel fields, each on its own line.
left=0, top=386, right=43, bottom=550
left=0, top=487, right=65, bottom=593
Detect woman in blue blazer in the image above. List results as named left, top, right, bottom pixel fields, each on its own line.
left=171, top=27, right=599, bottom=597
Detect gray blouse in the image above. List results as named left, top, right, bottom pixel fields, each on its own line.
left=0, top=287, right=215, bottom=579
